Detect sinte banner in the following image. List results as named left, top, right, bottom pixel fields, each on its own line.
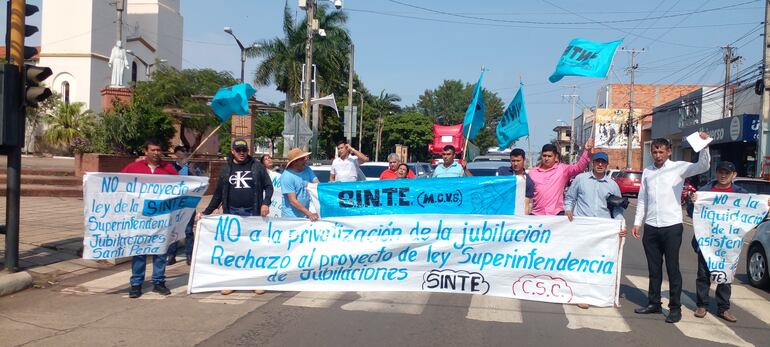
left=82, top=173, right=209, bottom=259
left=188, top=214, right=624, bottom=307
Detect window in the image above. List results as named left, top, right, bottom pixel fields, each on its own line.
left=131, top=61, right=138, bottom=83
left=61, top=81, right=70, bottom=105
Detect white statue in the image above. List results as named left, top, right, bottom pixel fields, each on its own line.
left=108, top=40, right=130, bottom=87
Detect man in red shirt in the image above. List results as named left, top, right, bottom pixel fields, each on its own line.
left=120, top=139, right=178, bottom=298
left=380, top=153, right=415, bottom=180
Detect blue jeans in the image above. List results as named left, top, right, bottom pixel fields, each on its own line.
left=167, top=217, right=195, bottom=258
left=230, top=206, right=255, bottom=217
left=130, top=254, right=167, bottom=286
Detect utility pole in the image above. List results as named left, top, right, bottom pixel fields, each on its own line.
left=758, top=0, right=770, bottom=178
left=722, top=45, right=734, bottom=118
left=302, top=1, right=315, bottom=145
left=561, top=86, right=578, bottom=163
left=620, top=47, right=645, bottom=169
left=346, top=43, right=354, bottom=143
left=358, top=93, right=364, bottom=150
left=114, top=0, right=124, bottom=43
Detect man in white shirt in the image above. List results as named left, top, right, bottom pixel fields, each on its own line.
left=632, top=133, right=710, bottom=323
left=330, top=139, right=369, bottom=182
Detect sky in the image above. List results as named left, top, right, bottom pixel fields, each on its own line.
left=7, top=0, right=767, bottom=152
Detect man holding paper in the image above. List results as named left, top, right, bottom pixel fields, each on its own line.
left=632, top=132, right=710, bottom=323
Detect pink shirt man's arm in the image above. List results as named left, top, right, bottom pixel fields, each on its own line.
left=564, top=150, right=591, bottom=178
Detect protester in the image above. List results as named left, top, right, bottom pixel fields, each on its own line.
left=280, top=148, right=320, bottom=221
left=564, top=151, right=626, bottom=309
left=330, top=139, right=369, bottom=182
left=259, top=153, right=276, bottom=172
left=198, top=137, right=274, bottom=295
left=120, top=138, right=178, bottom=299
left=380, top=153, right=415, bottom=179
left=432, top=145, right=472, bottom=178
left=166, top=145, right=201, bottom=266
left=529, top=138, right=594, bottom=215
left=396, top=163, right=411, bottom=179
left=632, top=133, right=710, bottom=323
left=685, top=161, right=770, bottom=323
left=496, top=148, right=535, bottom=214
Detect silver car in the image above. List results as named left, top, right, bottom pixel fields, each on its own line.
left=748, top=221, right=770, bottom=289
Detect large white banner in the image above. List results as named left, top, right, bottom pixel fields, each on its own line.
left=82, top=173, right=209, bottom=259
left=188, top=214, right=624, bottom=307
left=692, top=192, right=769, bottom=283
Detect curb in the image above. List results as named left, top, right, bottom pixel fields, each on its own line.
left=0, top=271, right=33, bottom=297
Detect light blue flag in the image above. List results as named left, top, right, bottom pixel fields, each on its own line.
left=548, top=38, right=623, bottom=83
left=496, top=83, right=529, bottom=149
left=462, top=71, right=486, bottom=140
left=210, top=83, right=256, bottom=122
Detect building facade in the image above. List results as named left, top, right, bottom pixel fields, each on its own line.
left=38, top=0, right=183, bottom=113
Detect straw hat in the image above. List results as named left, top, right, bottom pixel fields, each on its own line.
left=286, top=148, right=311, bottom=166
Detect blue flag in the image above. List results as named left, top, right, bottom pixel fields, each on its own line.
left=210, top=83, right=256, bottom=122
left=463, top=71, right=486, bottom=140
left=548, top=38, right=623, bottom=83
left=496, top=83, right=529, bottom=149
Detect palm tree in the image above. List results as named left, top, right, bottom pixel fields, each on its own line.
left=371, top=90, right=402, bottom=161
left=43, top=101, right=94, bottom=150
left=248, top=3, right=351, bottom=154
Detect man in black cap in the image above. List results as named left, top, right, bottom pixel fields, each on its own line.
left=685, top=161, right=747, bottom=322
left=198, top=137, right=273, bottom=295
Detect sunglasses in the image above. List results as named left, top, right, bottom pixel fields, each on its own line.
left=234, top=148, right=249, bottom=153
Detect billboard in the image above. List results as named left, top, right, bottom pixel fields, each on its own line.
left=594, top=108, right=641, bottom=149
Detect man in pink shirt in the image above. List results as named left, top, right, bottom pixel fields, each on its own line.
left=529, top=138, right=593, bottom=215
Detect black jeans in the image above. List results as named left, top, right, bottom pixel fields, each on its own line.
left=642, top=223, right=683, bottom=311
left=696, top=249, right=731, bottom=313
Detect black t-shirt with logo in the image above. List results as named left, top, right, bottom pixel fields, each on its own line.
left=227, top=158, right=256, bottom=209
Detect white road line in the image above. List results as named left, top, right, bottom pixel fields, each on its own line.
left=729, top=285, right=770, bottom=325
left=563, top=304, right=630, bottom=332
left=466, top=295, right=523, bottom=323
left=340, top=292, right=431, bottom=315
left=625, top=275, right=752, bottom=347
left=283, top=292, right=346, bottom=308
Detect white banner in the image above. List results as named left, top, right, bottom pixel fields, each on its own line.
left=692, top=192, right=770, bottom=283
left=188, top=214, right=624, bottom=307
left=267, top=170, right=319, bottom=218
left=82, top=173, right=209, bottom=259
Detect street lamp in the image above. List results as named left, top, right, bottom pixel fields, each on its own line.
left=224, top=26, right=260, bottom=83
left=146, top=58, right=167, bottom=79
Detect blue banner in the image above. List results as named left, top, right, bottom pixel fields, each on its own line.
left=463, top=71, right=486, bottom=140
left=211, top=83, right=256, bottom=122
left=316, top=176, right=518, bottom=217
left=496, top=83, right=529, bottom=149
left=548, top=38, right=622, bottom=83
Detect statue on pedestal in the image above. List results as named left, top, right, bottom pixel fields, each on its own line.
left=108, top=40, right=129, bottom=87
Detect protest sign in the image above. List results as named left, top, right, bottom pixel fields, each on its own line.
left=316, top=176, right=525, bottom=217
left=82, top=173, right=209, bottom=259
left=188, top=214, right=623, bottom=307
left=692, top=192, right=770, bottom=283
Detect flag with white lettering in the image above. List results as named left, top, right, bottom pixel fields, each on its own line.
left=548, top=38, right=622, bottom=83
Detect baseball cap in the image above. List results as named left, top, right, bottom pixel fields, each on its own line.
left=716, top=161, right=736, bottom=172
left=231, top=137, right=248, bottom=150
left=592, top=152, right=609, bottom=162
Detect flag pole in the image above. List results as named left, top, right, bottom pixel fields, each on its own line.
left=182, top=122, right=225, bottom=165
left=527, top=136, right=533, bottom=168
left=462, top=122, right=473, bottom=163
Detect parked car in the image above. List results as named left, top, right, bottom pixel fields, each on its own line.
left=310, top=164, right=332, bottom=183
left=409, top=162, right=433, bottom=178
left=472, top=155, right=508, bottom=162
left=613, top=170, right=643, bottom=197
left=360, top=162, right=389, bottom=181
left=748, top=220, right=770, bottom=289
left=466, top=161, right=509, bottom=177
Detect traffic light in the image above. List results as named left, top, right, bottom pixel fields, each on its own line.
left=0, top=64, right=21, bottom=146
left=24, top=64, right=51, bottom=106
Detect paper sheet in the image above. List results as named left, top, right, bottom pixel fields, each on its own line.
left=686, top=132, right=712, bottom=152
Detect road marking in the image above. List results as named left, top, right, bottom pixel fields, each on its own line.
left=340, top=292, right=431, bottom=315
left=729, top=285, right=770, bottom=325
left=466, top=295, right=523, bottom=323
left=625, top=275, right=752, bottom=347
left=563, top=304, right=630, bottom=332
left=283, top=292, right=346, bottom=308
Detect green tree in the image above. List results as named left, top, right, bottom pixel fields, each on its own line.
left=42, top=101, right=94, bottom=151
left=25, top=91, right=61, bottom=154
left=133, top=66, right=238, bottom=149
left=253, top=111, right=284, bottom=155
left=91, top=100, right=175, bottom=155
left=381, top=112, right=434, bottom=162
